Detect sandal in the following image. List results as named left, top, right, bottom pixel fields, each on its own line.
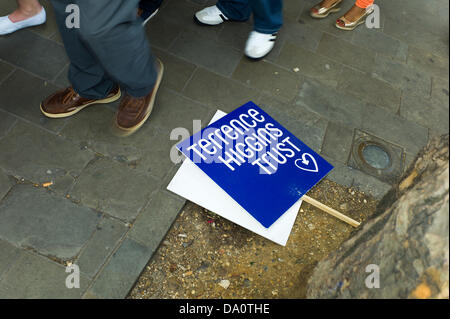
left=310, top=0, right=342, bottom=19
left=335, top=6, right=374, bottom=31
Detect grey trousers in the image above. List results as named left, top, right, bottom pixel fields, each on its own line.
left=50, top=0, right=156, bottom=99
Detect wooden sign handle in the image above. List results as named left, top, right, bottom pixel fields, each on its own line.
left=302, top=195, right=361, bottom=227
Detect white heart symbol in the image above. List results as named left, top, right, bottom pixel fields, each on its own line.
left=295, top=153, right=319, bottom=173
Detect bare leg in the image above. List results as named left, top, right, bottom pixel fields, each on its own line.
left=9, top=0, right=43, bottom=23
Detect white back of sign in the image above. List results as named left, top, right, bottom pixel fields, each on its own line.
left=167, top=110, right=302, bottom=246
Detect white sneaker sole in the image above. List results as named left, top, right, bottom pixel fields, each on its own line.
left=142, top=8, right=159, bottom=26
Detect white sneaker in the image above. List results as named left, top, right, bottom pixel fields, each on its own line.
left=245, top=31, right=277, bottom=59
left=0, top=7, right=46, bottom=36
left=195, top=5, right=228, bottom=26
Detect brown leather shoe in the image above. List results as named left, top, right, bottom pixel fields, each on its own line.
left=115, top=59, right=164, bottom=135
left=40, top=86, right=121, bottom=118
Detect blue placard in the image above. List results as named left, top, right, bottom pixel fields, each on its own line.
left=177, top=102, right=334, bottom=228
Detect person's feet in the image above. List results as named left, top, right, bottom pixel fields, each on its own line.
left=338, top=4, right=367, bottom=24
left=310, top=0, right=342, bottom=18
left=336, top=4, right=372, bottom=30
left=0, top=6, right=46, bottom=35
left=245, top=31, right=277, bottom=60
left=115, top=59, right=164, bottom=136
left=315, top=0, right=341, bottom=10
left=194, top=5, right=228, bottom=25
left=195, top=6, right=278, bottom=59
left=40, top=86, right=121, bottom=118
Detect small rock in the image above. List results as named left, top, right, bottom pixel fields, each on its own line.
left=196, top=261, right=210, bottom=272
left=218, top=279, right=230, bottom=289
left=182, top=240, right=193, bottom=248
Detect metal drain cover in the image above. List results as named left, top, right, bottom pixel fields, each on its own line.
left=349, top=130, right=404, bottom=184
left=362, top=144, right=391, bottom=170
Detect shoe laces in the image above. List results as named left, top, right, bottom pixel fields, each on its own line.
left=205, top=5, right=223, bottom=17
left=248, top=31, right=277, bottom=43
left=62, top=87, right=79, bottom=104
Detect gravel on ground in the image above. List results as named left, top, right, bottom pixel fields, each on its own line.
left=128, top=179, right=378, bottom=299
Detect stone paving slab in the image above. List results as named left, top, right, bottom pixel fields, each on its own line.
left=0, top=69, right=67, bottom=132
left=60, top=106, right=176, bottom=180
left=86, top=238, right=153, bottom=299
left=0, top=184, right=100, bottom=260
left=270, top=18, right=324, bottom=60
left=0, top=251, right=90, bottom=298
left=372, top=54, right=432, bottom=97
left=431, top=78, right=449, bottom=106
left=0, top=61, right=13, bottom=84
left=321, top=122, right=354, bottom=164
left=75, top=216, right=128, bottom=278
left=316, top=33, right=376, bottom=74
left=0, top=121, right=94, bottom=183
left=0, top=170, right=12, bottom=202
left=148, top=88, right=213, bottom=130
left=0, top=110, right=17, bottom=138
left=151, top=47, right=197, bottom=93
left=380, top=0, right=449, bottom=58
left=129, top=190, right=187, bottom=251
left=0, top=0, right=448, bottom=299
left=69, top=157, right=160, bottom=222
left=406, top=46, right=449, bottom=80
left=276, top=42, right=343, bottom=88
left=337, top=66, right=402, bottom=113
left=295, top=78, right=364, bottom=128
left=257, top=96, right=328, bottom=152
left=361, top=104, right=429, bottom=155
left=401, top=93, right=449, bottom=137
left=232, top=58, right=303, bottom=101
left=183, top=67, right=260, bottom=112
left=351, top=26, right=408, bottom=62
left=0, top=240, right=22, bottom=279
left=0, top=29, right=68, bottom=80
left=169, top=29, right=242, bottom=77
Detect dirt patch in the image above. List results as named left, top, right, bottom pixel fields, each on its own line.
left=128, top=179, right=378, bottom=299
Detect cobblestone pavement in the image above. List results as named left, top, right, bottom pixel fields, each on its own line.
left=0, top=0, right=448, bottom=298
